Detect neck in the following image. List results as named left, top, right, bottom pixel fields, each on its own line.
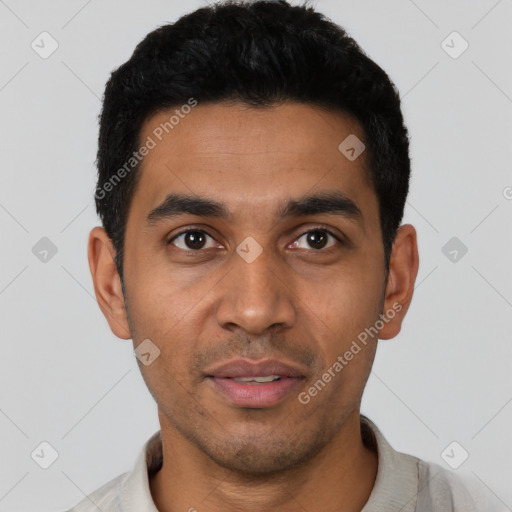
left=149, top=411, right=378, bottom=512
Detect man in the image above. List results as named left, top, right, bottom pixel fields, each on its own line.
left=70, top=1, right=481, bottom=510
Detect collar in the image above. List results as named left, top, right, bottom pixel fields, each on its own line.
left=360, top=415, right=419, bottom=512
left=119, top=415, right=419, bottom=511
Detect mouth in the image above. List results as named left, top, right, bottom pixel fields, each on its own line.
left=231, top=375, right=283, bottom=384
left=204, top=359, right=307, bottom=408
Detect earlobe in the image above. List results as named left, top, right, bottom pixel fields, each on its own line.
left=379, top=224, right=419, bottom=340
left=87, top=226, right=132, bottom=340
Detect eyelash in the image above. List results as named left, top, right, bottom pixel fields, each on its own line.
left=167, top=225, right=345, bottom=252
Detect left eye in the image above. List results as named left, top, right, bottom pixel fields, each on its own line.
left=291, top=229, right=339, bottom=250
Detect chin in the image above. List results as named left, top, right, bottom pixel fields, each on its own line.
left=197, top=428, right=328, bottom=476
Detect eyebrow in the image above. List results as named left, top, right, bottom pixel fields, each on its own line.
left=145, top=191, right=363, bottom=227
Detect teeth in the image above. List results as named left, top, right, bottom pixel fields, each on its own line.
left=233, top=375, right=281, bottom=383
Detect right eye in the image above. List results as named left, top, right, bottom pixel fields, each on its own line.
left=168, top=229, right=220, bottom=251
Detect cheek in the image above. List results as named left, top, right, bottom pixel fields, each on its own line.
left=128, top=266, right=201, bottom=331
left=303, top=262, right=383, bottom=331
left=133, top=313, right=201, bottom=408
left=126, top=276, right=202, bottom=383
left=295, top=257, right=383, bottom=382
left=305, top=285, right=379, bottom=404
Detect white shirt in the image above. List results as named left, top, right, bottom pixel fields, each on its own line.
left=66, top=415, right=483, bottom=511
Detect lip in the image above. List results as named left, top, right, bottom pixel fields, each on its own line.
left=205, top=358, right=306, bottom=379
left=204, top=358, right=307, bottom=408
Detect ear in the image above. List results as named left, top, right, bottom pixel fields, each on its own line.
left=87, top=226, right=131, bottom=340
left=378, top=224, right=419, bottom=340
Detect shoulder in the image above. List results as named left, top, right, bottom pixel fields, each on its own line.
left=63, top=429, right=161, bottom=512
left=65, top=472, right=127, bottom=512
left=415, top=459, right=480, bottom=512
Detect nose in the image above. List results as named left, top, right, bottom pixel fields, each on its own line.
left=215, top=241, right=296, bottom=335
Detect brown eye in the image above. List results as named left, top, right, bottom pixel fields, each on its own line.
left=169, top=230, right=216, bottom=251
left=306, top=231, right=328, bottom=249
left=291, top=229, right=339, bottom=250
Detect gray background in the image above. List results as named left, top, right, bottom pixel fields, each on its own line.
left=0, top=0, right=510, bottom=510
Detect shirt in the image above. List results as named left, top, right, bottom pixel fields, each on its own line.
left=65, top=415, right=481, bottom=512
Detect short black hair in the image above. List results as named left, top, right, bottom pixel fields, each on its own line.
left=95, top=0, right=411, bottom=285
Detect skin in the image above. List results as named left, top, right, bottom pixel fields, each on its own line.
left=88, top=102, right=419, bottom=512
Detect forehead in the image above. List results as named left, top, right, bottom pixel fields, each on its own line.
left=129, top=102, right=375, bottom=224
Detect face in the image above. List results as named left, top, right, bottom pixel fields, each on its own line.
left=90, top=102, right=416, bottom=475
